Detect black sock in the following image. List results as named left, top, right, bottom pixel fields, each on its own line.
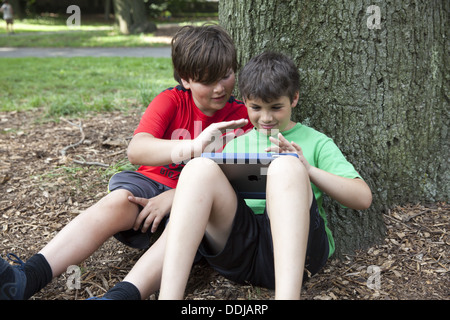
left=0, top=257, right=19, bottom=299
left=23, top=253, right=53, bottom=299
left=102, top=281, right=142, bottom=300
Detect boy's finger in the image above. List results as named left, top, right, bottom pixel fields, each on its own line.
left=217, top=118, right=248, bottom=130
left=136, top=208, right=154, bottom=232
left=268, top=136, right=280, bottom=146
left=128, top=195, right=149, bottom=207
left=265, top=146, right=280, bottom=153
left=222, top=131, right=236, bottom=141
left=151, top=217, right=162, bottom=233
left=291, top=141, right=300, bottom=149
left=271, top=136, right=291, bottom=150
left=133, top=202, right=152, bottom=230
left=133, top=211, right=145, bottom=230
left=277, top=132, right=285, bottom=139
left=278, top=132, right=289, bottom=142
left=141, top=217, right=152, bottom=233
left=291, top=142, right=303, bottom=153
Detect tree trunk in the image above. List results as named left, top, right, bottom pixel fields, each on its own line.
left=8, top=0, right=22, bottom=19
left=219, top=0, right=448, bottom=257
left=104, top=0, right=112, bottom=21
left=113, top=0, right=156, bottom=34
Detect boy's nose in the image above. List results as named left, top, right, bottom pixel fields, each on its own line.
left=213, top=83, right=224, bottom=94
left=260, top=112, right=273, bottom=123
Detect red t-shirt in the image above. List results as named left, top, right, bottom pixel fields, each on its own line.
left=134, top=85, right=253, bottom=188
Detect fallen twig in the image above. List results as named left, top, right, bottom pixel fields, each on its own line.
left=73, top=156, right=109, bottom=168
left=59, top=117, right=109, bottom=168
left=59, top=117, right=85, bottom=157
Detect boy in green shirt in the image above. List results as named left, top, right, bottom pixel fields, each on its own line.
left=159, top=52, right=372, bottom=299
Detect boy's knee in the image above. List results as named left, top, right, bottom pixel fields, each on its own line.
left=266, top=156, right=313, bottom=206
left=268, top=155, right=307, bottom=178
left=184, top=157, right=221, bottom=174
left=102, top=189, right=136, bottom=211
left=180, top=157, right=225, bottom=185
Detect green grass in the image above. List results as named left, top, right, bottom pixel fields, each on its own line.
left=0, top=29, right=172, bottom=48
left=0, top=57, right=176, bottom=119
left=0, top=17, right=111, bottom=34
left=0, top=16, right=214, bottom=119
left=0, top=17, right=217, bottom=48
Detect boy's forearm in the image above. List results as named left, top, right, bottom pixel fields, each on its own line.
left=127, top=133, right=199, bottom=166
left=308, top=166, right=372, bottom=210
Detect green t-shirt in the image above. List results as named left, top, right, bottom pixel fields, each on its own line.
left=222, top=123, right=362, bottom=257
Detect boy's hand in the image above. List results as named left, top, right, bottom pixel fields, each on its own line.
left=170, top=119, right=248, bottom=163
left=194, top=118, right=248, bottom=154
left=128, top=189, right=174, bottom=233
left=266, top=133, right=312, bottom=173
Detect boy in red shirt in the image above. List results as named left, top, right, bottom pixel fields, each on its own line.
left=0, top=25, right=251, bottom=300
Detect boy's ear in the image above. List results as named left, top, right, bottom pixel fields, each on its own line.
left=291, top=91, right=300, bottom=108
left=180, top=78, right=191, bottom=89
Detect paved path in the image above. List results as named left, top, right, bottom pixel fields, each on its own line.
left=0, top=46, right=171, bottom=58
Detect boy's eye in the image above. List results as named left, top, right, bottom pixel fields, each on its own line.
left=222, top=72, right=233, bottom=80
left=250, top=106, right=261, bottom=111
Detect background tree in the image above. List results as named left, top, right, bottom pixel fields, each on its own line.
left=6, top=0, right=22, bottom=18
left=112, top=0, right=156, bottom=34
left=219, top=0, right=448, bottom=257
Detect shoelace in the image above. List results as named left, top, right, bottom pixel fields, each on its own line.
left=6, top=253, right=26, bottom=270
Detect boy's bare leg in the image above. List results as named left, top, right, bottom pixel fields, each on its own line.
left=158, top=158, right=238, bottom=299
left=39, top=189, right=140, bottom=277
left=121, top=228, right=168, bottom=299
left=266, top=156, right=312, bottom=300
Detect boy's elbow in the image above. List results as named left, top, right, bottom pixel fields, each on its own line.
left=358, top=185, right=373, bottom=210
left=127, top=139, right=141, bottom=165
left=351, top=179, right=372, bottom=210
left=127, top=146, right=141, bottom=165
left=127, top=133, right=149, bottom=165
left=360, top=192, right=373, bottom=210
left=127, top=150, right=137, bottom=165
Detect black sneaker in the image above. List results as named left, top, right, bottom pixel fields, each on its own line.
left=0, top=254, right=27, bottom=300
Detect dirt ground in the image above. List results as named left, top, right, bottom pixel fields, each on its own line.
left=0, top=110, right=448, bottom=300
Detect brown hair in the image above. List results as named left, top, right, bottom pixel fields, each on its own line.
left=171, top=24, right=237, bottom=85
left=239, top=51, right=300, bottom=103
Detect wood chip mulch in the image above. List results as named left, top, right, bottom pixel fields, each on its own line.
left=1, top=110, right=448, bottom=300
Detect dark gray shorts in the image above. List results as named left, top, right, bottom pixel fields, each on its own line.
left=108, top=171, right=172, bottom=249
left=198, top=193, right=329, bottom=289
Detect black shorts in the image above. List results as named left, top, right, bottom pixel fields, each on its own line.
left=108, top=171, right=172, bottom=249
left=198, top=193, right=329, bottom=290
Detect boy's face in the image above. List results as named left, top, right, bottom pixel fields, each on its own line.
left=181, top=71, right=235, bottom=117
left=245, top=92, right=299, bottom=135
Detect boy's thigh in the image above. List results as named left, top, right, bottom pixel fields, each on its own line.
left=198, top=195, right=264, bottom=285
left=108, top=170, right=172, bottom=249
left=256, top=196, right=329, bottom=284
left=199, top=194, right=329, bottom=289
left=108, top=170, right=171, bottom=199
left=303, top=197, right=329, bottom=277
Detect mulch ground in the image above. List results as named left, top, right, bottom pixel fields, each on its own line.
left=0, top=110, right=448, bottom=300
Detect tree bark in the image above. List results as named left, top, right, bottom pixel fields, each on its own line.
left=219, top=0, right=448, bottom=257
left=113, top=0, right=156, bottom=34
left=8, top=0, right=22, bottom=19
left=104, top=0, right=112, bottom=20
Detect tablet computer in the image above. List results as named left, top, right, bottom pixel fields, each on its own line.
left=200, top=153, right=298, bottom=199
